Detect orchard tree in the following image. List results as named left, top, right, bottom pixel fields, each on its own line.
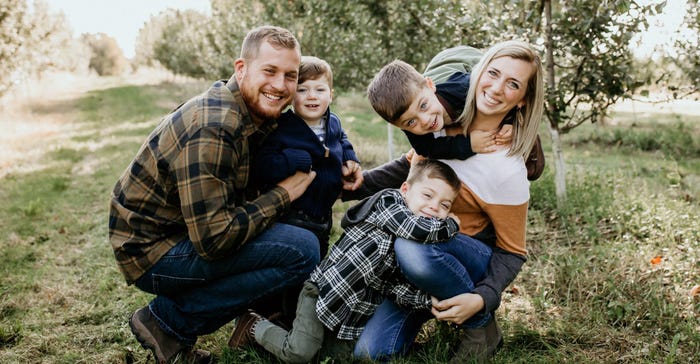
left=137, top=2, right=254, bottom=80
left=155, top=0, right=487, bottom=90
left=24, top=1, right=86, bottom=74
left=261, top=0, right=477, bottom=91
left=540, top=0, right=663, bottom=205
left=1, top=0, right=78, bottom=97
left=0, top=0, right=28, bottom=97
left=151, top=9, right=210, bottom=78
left=673, top=0, right=699, bottom=97
left=81, top=33, right=128, bottom=76
left=469, top=0, right=663, bottom=206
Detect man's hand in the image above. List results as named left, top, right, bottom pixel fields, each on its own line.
left=342, top=160, right=363, bottom=191
left=431, top=293, right=485, bottom=325
left=277, top=171, right=316, bottom=201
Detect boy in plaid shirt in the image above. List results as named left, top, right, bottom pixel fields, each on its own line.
left=229, top=159, right=462, bottom=362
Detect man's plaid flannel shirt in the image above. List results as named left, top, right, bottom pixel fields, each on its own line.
left=109, top=76, right=288, bottom=284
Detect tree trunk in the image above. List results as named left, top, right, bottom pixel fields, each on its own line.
left=543, top=0, right=567, bottom=207
left=548, top=125, right=567, bottom=206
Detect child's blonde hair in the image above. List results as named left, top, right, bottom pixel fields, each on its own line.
left=367, top=60, right=427, bottom=123
left=299, top=56, right=333, bottom=89
left=459, top=40, right=545, bottom=159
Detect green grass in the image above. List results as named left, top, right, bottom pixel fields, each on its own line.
left=0, top=80, right=699, bottom=363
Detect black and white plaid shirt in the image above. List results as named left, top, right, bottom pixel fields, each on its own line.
left=311, top=189, right=459, bottom=340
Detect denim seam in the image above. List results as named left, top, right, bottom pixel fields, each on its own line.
left=148, top=304, right=197, bottom=346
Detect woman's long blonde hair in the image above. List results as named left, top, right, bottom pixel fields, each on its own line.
left=458, top=40, right=545, bottom=158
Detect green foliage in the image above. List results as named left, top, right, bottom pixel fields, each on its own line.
left=151, top=9, right=211, bottom=78
left=0, top=321, right=22, bottom=348
left=673, top=0, right=700, bottom=96
left=530, top=168, right=617, bottom=242
left=80, top=84, right=181, bottom=123
left=137, top=0, right=493, bottom=91
left=538, top=0, right=665, bottom=133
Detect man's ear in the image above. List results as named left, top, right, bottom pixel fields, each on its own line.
left=234, top=58, right=245, bottom=81
left=425, top=76, right=436, bottom=92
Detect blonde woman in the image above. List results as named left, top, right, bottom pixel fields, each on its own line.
left=349, top=40, right=545, bottom=362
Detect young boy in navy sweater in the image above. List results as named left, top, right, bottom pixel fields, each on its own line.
left=251, top=56, right=361, bottom=259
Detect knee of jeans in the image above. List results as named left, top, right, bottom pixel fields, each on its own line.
left=395, top=239, right=438, bottom=284
left=353, top=338, right=398, bottom=362
left=285, top=227, right=321, bottom=272
left=353, top=338, right=381, bottom=361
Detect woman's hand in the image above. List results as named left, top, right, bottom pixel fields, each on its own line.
left=431, top=293, right=485, bottom=325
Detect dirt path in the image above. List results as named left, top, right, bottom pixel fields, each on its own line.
left=0, top=69, right=176, bottom=178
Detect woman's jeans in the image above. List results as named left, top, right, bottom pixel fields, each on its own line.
left=133, top=223, right=320, bottom=346
left=354, top=233, right=492, bottom=360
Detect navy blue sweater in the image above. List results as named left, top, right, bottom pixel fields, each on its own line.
left=252, top=109, right=359, bottom=220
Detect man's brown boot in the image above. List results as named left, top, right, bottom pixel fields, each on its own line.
left=129, top=306, right=211, bottom=364
left=449, top=316, right=503, bottom=363
left=228, top=310, right=264, bottom=349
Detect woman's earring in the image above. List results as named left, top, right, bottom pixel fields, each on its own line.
left=516, top=107, right=524, bottom=125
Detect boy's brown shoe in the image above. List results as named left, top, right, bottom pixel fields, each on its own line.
left=129, top=306, right=212, bottom=364
left=449, top=316, right=503, bottom=363
left=228, top=310, right=264, bottom=349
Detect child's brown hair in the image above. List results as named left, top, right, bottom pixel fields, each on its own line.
left=299, top=56, right=333, bottom=89
left=406, top=159, right=461, bottom=196
left=367, top=60, right=427, bottom=123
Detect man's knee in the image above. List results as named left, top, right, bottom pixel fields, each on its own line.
left=276, top=223, right=322, bottom=268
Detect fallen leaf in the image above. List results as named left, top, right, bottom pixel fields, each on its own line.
left=691, top=285, right=700, bottom=297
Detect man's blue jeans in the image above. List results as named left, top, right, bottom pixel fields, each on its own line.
left=354, top=233, right=492, bottom=360
left=133, top=223, right=320, bottom=346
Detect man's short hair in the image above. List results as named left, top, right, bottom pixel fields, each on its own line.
left=299, top=56, right=333, bottom=89
left=367, top=60, right=427, bottom=123
left=406, top=159, right=461, bottom=195
left=240, top=25, right=300, bottom=60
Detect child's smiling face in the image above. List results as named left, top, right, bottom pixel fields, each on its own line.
left=401, top=176, right=457, bottom=220
left=293, top=76, right=332, bottom=126
left=393, top=78, right=447, bottom=135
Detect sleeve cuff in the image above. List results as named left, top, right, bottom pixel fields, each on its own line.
left=472, top=285, right=500, bottom=313
left=282, top=149, right=312, bottom=172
